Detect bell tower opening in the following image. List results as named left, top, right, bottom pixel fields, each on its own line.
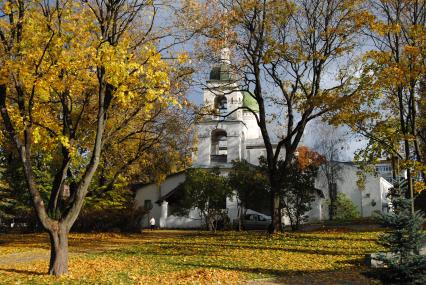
left=211, top=129, right=227, bottom=163
left=214, top=96, right=228, bottom=117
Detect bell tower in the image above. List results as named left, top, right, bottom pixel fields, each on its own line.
left=195, top=48, right=246, bottom=167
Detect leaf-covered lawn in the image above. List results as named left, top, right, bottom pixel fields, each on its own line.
left=0, top=230, right=383, bottom=284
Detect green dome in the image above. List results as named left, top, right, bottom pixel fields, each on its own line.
left=242, top=91, right=259, bottom=112
left=209, top=64, right=232, bottom=81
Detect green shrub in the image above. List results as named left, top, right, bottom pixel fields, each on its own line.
left=326, top=192, right=360, bottom=221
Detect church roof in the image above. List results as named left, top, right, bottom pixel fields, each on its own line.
left=209, top=63, right=233, bottom=81
left=242, top=91, right=259, bottom=112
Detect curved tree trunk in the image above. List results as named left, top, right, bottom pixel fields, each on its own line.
left=48, top=224, right=69, bottom=275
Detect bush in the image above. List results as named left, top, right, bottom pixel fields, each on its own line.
left=73, top=207, right=148, bottom=232
left=326, top=192, right=360, bottom=221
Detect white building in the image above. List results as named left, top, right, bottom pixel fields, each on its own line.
left=133, top=50, right=393, bottom=229
left=315, top=162, right=393, bottom=219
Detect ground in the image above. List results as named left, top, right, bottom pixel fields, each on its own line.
left=0, top=229, right=383, bottom=284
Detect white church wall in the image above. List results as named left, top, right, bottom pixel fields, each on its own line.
left=314, top=163, right=391, bottom=220
left=227, top=135, right=241, bottom=162
left=134, top=184, right=162, bottom=228
left=306, top=195, right=323, bottom=222
left=196, top=124, right=211, bottom=166
left=160, top=173, right=186, bottom=195
left=166, top=208, right=203, bottom=228
left=246, top=148, right=267, bottom=165
left=134, top=173, right=186, bottom=228
left=379, top=177, right=392, bottom=213
left=360, top=176, right=392, bottom=217
left=242, top=112, right=261, bottom=139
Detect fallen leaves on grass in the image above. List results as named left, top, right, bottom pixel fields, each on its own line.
left=0, top=230, right=383, bottom=284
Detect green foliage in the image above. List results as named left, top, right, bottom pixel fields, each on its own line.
left=326, top=192, right=360, bottom=221
left=278, top=160, right=321, bottom=231
left=228, top=160, right=269, bottom=228
left=0, top=149, right=32, bottom=223
left=377, top=182, right=426, bottom=285
left=176, top=168, right=233, bottom=231
left=0, top=182, right=14, bottom=221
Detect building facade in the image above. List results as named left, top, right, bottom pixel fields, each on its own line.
left=133, top=50, right=393, bottom=229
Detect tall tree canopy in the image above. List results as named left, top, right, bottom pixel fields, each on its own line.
left=330, top=0, right=426, bottom=202
left=0, top=0, right=191, bottom=275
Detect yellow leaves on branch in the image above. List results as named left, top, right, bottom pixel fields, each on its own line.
left=0, top=1, right=180, bottom=153
left=414, top=181, right=426, bottom=194
left=2, top=2, right=12, bottom=14
left=96, top=39, right=174, bottom=110
left=370, top=22, right=401, bottom=37
left=176, top=52, right=190, bottom=65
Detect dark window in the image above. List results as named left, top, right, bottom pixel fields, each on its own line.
left=144, top=200, right=153, bottom=210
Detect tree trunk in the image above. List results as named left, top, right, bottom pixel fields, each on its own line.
left=238, top=204, right=243, bottom=231
left=329, top=183, right=337, bottom=221
left=271, top=189, right=281, bottom=233
left=48, top=224, right=69, bottom=275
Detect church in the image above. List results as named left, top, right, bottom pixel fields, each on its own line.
left=132, top=49, right=393, bottom=229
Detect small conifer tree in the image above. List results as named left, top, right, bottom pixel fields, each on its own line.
left=378, top=181, right=426, bottom=284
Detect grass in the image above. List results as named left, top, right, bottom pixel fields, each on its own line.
left=0, top=229, right=384, bottom=284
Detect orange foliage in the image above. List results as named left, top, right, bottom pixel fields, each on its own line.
left=296, top=146, right=325, bottom=169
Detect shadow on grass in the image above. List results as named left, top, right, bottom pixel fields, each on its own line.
left=143, top=241, right=365, bottom=256
left=166, top=262, right=376, bottom=284
left=293, top=235, right=379, bottom=243
left=0, top=268, right=45, bottom=276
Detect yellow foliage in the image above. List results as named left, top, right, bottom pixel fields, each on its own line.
left=177, top=52, right=190, bottom=65
left=0, top=0, right=183, bottom=171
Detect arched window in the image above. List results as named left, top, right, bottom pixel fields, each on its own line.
left=211, top=129, right=227, bottom=163
left=214, top=96, right=227, bottom=116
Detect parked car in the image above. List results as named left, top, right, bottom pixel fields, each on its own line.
left=234, top=213, right=271, bottom=230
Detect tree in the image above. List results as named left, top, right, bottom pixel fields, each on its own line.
left=276, top=146, right=324, bottom=230
left=420, top=79, right=426, bottom=170
left=228, top=159, right=269, bottom=230
left=377, top=181, right=426, bottom=284
left=415, top=78, right=426, bottom=212
left=0, top=0, right=184, bottom=275
left=311, top=122, right=349, bottom=220
left=183, top=0, right=365, bottom=232
left=178, top=168, right=232, bottom=231
left=333, top=0, right=426, bottom=199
